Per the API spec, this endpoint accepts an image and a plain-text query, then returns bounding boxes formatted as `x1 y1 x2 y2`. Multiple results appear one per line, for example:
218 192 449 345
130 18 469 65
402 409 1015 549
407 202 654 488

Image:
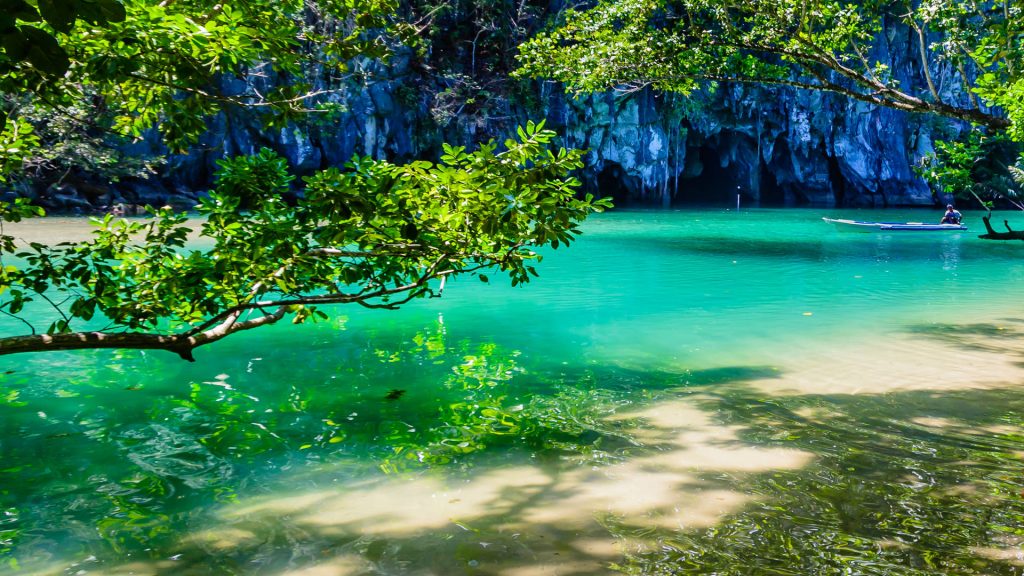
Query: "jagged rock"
27 13 972 212
43 192 94 213
120 179 174 208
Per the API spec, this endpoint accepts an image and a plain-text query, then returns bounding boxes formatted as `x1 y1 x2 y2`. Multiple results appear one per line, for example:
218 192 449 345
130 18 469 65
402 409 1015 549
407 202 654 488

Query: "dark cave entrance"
759 159 786 206
596 163 638 205
676 146 744 206
828 155 847 207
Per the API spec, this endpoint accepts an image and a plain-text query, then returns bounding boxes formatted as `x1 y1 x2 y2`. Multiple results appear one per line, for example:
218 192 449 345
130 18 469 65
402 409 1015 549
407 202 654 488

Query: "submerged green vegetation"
0 325 636 569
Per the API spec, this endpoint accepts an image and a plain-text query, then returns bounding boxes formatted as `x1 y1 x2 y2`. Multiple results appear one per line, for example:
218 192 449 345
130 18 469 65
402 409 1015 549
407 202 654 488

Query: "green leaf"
1 29 28 62
38 0 77 33
20 26 70 76
6 0 39 23
78 0 128 24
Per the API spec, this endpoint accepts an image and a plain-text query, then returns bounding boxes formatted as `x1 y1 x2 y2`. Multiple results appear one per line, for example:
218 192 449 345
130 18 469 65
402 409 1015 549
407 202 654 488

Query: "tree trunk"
978 213 1024 240
0 332 197 360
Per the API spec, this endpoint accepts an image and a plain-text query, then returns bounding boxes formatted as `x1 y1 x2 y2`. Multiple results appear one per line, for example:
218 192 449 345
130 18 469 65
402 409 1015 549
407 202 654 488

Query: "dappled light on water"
141 393 812 575
23 389 813 576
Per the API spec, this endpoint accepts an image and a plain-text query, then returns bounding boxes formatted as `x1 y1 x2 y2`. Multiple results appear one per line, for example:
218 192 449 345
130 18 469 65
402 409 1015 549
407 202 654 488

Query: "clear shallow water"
3 208 1024 574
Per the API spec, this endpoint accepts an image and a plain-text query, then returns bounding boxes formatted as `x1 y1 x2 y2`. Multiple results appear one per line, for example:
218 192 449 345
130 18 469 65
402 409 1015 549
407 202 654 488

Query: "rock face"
48 13 976 211
512 14 972 207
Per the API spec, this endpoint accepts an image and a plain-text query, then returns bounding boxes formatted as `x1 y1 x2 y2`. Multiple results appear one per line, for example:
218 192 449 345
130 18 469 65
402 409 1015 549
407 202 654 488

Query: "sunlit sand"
1 216 206 245
169 393 815 576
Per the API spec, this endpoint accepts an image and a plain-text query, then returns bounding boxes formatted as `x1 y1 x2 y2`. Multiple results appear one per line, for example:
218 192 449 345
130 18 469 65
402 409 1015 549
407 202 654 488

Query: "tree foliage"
516 0 1019 132
1 0 126 79
1 0 403 166
0 2 610 357
918 131 1019 202
0 121 608 358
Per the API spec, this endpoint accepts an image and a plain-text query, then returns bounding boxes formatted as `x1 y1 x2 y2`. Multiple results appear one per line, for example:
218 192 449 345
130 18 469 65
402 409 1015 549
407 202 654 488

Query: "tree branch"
688 36 1009 129
633 60 1009 130
907 17 940 102
125 73 338 111
0 254 478 359
0 304 290 361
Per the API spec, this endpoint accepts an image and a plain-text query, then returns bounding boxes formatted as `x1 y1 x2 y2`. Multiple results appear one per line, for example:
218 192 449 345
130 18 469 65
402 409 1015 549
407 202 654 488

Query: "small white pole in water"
736 193 740 212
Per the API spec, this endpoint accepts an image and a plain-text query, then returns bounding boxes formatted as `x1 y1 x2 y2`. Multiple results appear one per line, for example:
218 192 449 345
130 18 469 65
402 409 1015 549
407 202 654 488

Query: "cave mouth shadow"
596 162 639 207
673 146 747 207
670 142 795 208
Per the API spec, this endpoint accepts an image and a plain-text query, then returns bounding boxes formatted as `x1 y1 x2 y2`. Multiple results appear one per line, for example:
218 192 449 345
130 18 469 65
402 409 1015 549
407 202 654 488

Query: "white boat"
822 217 967 232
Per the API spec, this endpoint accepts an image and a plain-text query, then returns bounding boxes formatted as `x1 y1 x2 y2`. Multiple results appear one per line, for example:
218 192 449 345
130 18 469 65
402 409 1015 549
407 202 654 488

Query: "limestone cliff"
40 9 980 211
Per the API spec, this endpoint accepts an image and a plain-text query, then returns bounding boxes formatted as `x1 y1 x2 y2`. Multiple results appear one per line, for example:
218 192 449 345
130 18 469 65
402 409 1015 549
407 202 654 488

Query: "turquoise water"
3 208 1024 575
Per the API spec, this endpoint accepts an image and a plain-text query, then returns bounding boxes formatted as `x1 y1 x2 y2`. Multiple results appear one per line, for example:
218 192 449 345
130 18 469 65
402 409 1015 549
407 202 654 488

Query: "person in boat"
940 205 962 225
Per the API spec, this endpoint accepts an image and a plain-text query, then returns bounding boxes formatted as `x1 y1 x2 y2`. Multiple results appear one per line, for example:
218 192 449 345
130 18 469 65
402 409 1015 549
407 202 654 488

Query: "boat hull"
822 217 967 233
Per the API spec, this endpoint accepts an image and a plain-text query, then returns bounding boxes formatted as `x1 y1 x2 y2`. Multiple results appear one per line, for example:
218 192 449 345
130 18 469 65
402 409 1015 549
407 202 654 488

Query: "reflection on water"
3 209 1024 575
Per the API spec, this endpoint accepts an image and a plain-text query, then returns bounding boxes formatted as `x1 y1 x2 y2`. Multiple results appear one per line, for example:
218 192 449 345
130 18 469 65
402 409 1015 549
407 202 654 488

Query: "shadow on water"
42 381 1024 576
906 320 1024 363
612 230 978 266
4 322 1024 575
616 235 835 262
611 385 1024 576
